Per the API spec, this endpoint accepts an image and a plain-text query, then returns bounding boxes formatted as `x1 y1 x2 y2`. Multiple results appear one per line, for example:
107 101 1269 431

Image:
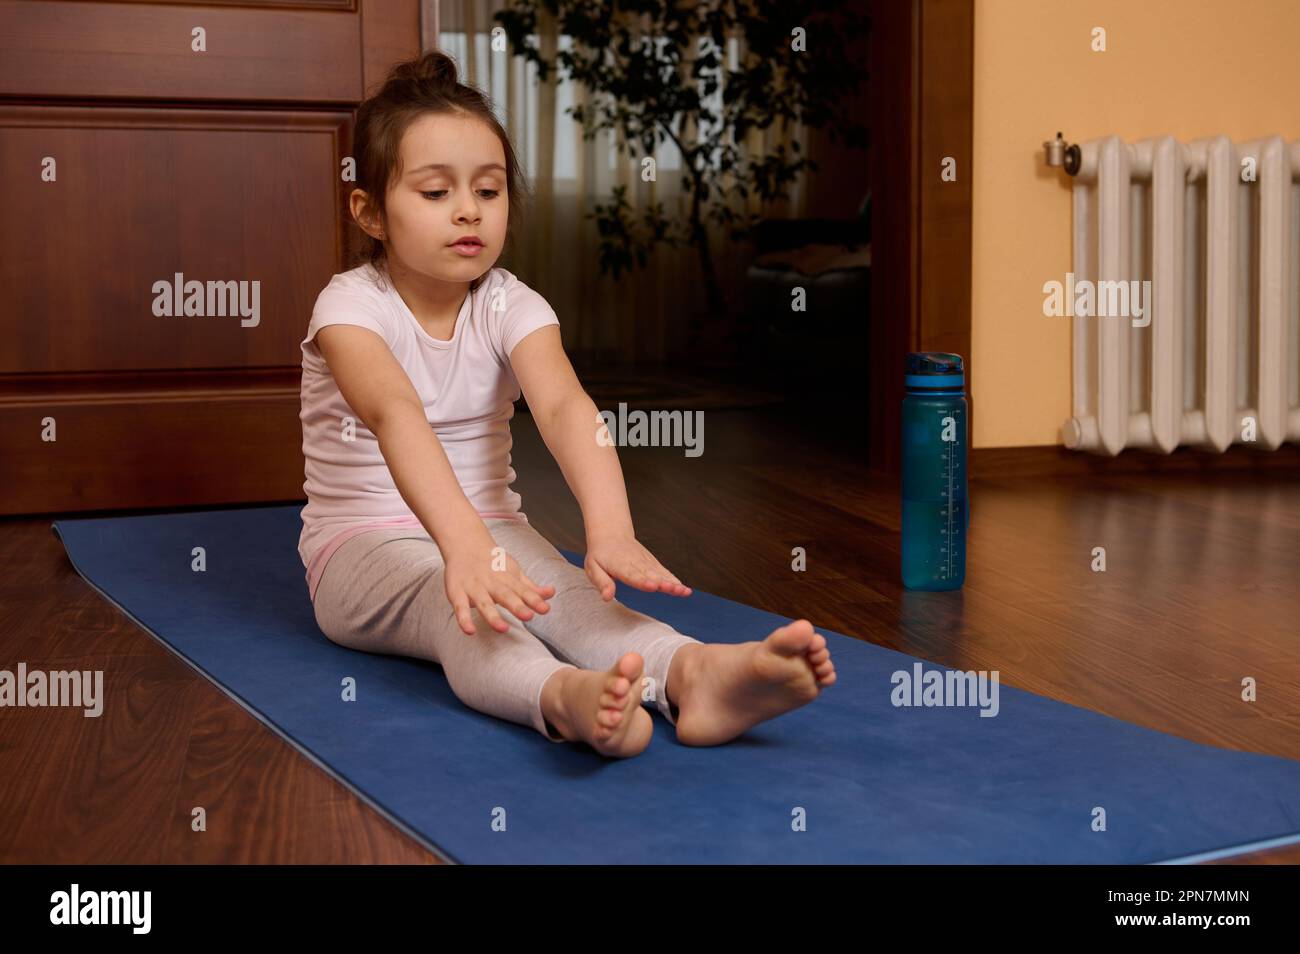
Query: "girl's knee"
313 598 346 645
315 611 364 651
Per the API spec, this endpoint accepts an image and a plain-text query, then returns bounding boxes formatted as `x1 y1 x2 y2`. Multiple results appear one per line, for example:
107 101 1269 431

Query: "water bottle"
901 352 967 590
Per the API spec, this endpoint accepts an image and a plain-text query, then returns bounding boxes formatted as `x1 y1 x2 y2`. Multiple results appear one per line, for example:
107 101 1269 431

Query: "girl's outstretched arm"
510 325 692 600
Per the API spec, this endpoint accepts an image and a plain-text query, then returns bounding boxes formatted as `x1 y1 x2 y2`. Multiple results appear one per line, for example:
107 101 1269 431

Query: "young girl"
299 50 836 758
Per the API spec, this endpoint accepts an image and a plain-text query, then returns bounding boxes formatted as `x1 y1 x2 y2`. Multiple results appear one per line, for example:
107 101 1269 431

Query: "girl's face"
376 111 508 282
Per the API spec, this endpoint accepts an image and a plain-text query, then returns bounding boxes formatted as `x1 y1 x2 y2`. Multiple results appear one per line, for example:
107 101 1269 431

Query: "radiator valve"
1043 132 1081 175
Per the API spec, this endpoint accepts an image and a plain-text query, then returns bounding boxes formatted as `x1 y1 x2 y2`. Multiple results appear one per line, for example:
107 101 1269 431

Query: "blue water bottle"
901 352 967 590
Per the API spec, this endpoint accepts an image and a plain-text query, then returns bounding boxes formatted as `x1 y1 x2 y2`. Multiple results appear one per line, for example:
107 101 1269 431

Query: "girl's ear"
349 189 385 241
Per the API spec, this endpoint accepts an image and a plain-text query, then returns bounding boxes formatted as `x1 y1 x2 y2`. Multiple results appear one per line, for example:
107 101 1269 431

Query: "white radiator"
1062 134 1300 454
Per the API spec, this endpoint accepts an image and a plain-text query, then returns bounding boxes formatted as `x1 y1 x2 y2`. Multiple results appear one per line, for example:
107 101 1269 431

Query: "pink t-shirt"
298 262 560 602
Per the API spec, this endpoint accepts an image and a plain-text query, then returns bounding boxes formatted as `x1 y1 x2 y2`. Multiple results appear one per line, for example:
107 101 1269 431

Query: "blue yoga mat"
52 504 1300 864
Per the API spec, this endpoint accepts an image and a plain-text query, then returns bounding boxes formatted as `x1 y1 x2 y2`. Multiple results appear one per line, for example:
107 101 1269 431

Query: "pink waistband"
306 511 529 603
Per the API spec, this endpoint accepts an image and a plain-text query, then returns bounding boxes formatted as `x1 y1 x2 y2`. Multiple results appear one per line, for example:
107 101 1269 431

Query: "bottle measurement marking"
936 410 959 580
945 434 955 578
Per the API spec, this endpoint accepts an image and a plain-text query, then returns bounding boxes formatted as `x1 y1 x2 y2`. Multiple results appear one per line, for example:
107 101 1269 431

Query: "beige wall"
971 0 1300 447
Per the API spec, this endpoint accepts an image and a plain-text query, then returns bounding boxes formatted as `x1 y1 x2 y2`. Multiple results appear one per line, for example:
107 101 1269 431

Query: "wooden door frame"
869 0 974 472
422 0 439 52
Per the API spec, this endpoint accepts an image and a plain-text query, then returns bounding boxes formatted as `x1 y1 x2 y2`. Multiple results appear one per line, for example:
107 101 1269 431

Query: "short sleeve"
493 271 560 362
303 282 394 352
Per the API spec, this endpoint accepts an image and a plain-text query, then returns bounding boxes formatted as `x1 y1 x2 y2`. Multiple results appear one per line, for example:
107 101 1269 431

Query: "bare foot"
668 620 836 746
540 652 653 758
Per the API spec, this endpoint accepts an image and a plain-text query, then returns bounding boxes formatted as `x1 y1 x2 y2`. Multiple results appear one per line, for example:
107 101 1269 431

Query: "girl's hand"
443 536 555 636
583 534 692 601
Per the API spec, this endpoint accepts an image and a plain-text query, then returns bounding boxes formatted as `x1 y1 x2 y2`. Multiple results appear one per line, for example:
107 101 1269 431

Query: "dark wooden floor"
3 397 1298 864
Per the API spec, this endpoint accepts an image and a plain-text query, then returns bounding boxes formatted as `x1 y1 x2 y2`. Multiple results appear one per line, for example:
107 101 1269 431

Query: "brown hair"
348 50 529 293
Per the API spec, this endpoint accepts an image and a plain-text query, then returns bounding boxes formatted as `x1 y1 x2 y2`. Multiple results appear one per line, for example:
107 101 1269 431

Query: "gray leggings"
312 518 702 742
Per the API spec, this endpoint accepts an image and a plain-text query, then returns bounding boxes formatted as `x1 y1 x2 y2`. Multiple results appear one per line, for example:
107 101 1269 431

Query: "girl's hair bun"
401 50 460 92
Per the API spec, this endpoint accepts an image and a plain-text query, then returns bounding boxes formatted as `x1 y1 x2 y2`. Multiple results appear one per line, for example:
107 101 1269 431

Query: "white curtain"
437 0 808 364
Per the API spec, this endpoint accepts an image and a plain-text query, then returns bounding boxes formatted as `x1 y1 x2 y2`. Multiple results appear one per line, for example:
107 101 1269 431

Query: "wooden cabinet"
0 0 428 513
